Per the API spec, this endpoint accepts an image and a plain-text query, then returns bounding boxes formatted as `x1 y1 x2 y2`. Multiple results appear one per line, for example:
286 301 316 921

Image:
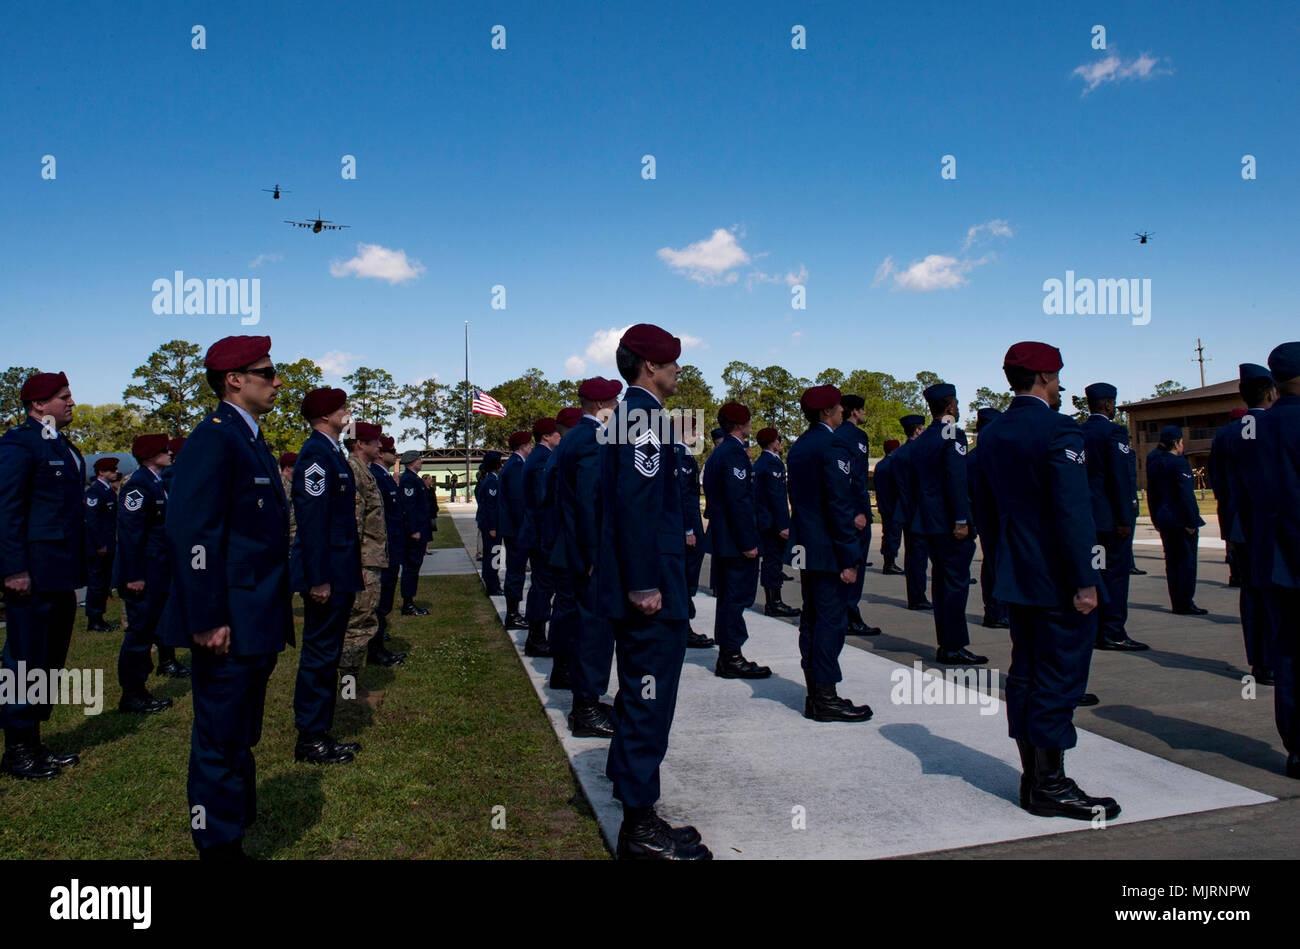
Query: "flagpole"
464 320 471 493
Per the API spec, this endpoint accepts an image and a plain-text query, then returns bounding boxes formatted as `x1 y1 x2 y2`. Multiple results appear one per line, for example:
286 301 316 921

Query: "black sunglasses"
239 366 278 381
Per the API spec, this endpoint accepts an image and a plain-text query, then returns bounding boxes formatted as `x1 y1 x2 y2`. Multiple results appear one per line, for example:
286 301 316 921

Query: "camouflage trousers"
343 566 381 667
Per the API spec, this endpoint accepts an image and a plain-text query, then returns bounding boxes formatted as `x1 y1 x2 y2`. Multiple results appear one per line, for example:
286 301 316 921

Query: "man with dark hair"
889 415 931 609
498 431 533 630
754 427 799 618
674 411 714 647
1215 363 1279 682
875 439 904 574
0 371 86 779
474 450 504 595
787 385 873 723
161 335 294 857
902 384 982 665
520 418 562 658
397 451 431 617
833 394 881 636
703 402 771 680
973 341 1117 821
1081 384 1147 651
84 457 120 632
289 387 362 765
969 408 1007 628
371 436 403 640
596 323 710 859
1148 424 1206 615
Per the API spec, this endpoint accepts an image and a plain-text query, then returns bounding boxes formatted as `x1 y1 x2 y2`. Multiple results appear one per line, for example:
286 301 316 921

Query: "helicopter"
284 212 350 234
261 184 291 199
1133 231 1154 244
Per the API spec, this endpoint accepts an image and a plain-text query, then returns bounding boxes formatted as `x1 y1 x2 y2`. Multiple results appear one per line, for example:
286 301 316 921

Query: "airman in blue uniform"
1147 425 1207 614
702 402 772 680
397 451 431 616
474 450 504 595
969 408 1008 628
84 456 120 632
521 417 561 658
498 431 532 629
542 409 585 690
1081 384 1147 651
1214 364 1279 683
753 427 800 619
786 384 873 724
833 395 881 636
889 415 931 609
674 412 714 648
972 341 1117 821
371 436 406 640
289 387 363 765
595 323 710 860
874 438 903 574
115 433 187 716
159 336 295 857
0 371 86 780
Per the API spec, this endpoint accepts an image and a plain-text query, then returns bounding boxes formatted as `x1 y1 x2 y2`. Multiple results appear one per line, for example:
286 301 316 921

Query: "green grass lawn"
428 514 463 549
0 570 606 860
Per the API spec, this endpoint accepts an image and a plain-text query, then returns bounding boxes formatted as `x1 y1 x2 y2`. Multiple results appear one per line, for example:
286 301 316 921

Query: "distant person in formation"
160 335 295 858
161 437 184 489
372 436 404 640
289 387 363 765
0 371 86 780
497 431 533 630
889 415 931 609
753 428 800 619
973 341 1118 822
397 451 431 616
596 323 711 859
674 411 714 647
703 427 725 593
555 377 622 737
344 422 403 672
1233 343 1300 778
702 402 772 680
278 452 298 544
874 438 903 574
904 384 982 665
474 451 504 595
425 472 440 533
1212 408 1250 589
1217 363 1279 685
1081 384 1147 651
542 408 583 689
115 433 188 717
449 472 459 504
968 408 1008 629
84 456 120 632
786 385 873 723
832 395 880 635
1147 425 1207 615
520 417 562 658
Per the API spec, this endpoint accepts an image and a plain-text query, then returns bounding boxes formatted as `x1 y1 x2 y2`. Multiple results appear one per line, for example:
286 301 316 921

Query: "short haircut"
1086 396 1111 413
759 432 780 449
1004 366 1038 392
802 406 822 424
1240 376 1276 408
926 396 952 418
615 344 644 385
206 368 228 398
903 420 925 437
720 416 744 434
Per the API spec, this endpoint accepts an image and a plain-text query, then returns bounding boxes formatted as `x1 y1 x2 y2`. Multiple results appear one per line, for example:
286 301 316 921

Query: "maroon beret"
620 323 681 363
1231 408 1248 420
532 417 557 437
800 384 842 410
379 435 395 452
756 427 780 445
508 431 531 448
353 421 382 441
578 376 623 401
1003 341 1063 373
719 402 751 425
20 371 69 402
167 437 185 455
301 387 347 420
279 452 298 468
93 457 119 473
204 335 272 371
883 438 901 452
556 407 583 429
132 433 170 461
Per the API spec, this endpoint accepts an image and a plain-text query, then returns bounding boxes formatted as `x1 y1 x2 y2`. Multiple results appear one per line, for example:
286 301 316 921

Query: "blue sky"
4 0 1298 444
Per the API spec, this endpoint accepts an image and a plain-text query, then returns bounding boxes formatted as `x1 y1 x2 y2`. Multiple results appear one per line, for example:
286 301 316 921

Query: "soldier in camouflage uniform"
279 452 298 546
342 423 399 672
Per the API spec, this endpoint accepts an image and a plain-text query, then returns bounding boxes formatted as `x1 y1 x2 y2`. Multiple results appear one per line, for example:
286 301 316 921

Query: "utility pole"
1193 338 1208 388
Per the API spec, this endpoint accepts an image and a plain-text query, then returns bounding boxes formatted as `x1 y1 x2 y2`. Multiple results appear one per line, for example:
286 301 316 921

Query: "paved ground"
453 512 1297 859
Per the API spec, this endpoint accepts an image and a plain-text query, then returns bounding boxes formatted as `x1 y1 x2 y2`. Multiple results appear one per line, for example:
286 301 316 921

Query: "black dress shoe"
1286 753 1300 779
804 683 873 723
968 578 978 585
686 629 715 648
715 651 772 679
548 661 573 691
367 646 406 666
935 647 988 665
982 615 1010 629
653 812 702 845
1 743 60 780
1027 748 1120 821
119 693 173 714
294 738 355 764
908 600 933 611
765 599 801 618
39 745 80 769
1252 666 1275 686
87 620 120 632
157 658 191 678
1077 693 1099 707
1130 565 1147 575
1095 635 1149 651
325 734 361 753
503 611 529 630
616 813 712 860
847 614 881 636
524 637 552 658
400 603 430 616
1172 605 1209 616
882 560 905 575
568 702 615 738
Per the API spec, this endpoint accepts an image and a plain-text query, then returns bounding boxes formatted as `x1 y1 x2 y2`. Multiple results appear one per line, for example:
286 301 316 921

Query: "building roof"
1120 379 1238 410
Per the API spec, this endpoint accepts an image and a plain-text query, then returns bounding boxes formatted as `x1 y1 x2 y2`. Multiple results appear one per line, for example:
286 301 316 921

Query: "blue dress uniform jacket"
497 453 527 540
903 420 971 534
290 430 362 593
752 451 791 534
0 417 87 591
1208 421 1238 542
398 468 432 547
832 419 873 533
84 478 117 553
113 468 170 593
1149 450 1205 533
675 442 706 614
1080 415 1136 533
370 462 406 565
475 470 501 537
785 423 858 573
703 436 760 558
875 453 898 527
518 443 553 553
551 420 602 575
522 443 559 630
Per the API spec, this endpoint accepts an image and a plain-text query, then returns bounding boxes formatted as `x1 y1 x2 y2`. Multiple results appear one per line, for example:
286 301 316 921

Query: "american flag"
471 389 507 418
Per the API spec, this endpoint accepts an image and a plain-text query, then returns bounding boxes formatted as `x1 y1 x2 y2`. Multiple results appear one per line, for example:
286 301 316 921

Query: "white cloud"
329 243 426 285
249 252 282 269
876 220 1010 292
564 355 587 376
565 326 705 376
962 219 1013 251
657 228 751 285
784 264 808 286
316 350 360 375
1072 52 1168 94
873 257 896 286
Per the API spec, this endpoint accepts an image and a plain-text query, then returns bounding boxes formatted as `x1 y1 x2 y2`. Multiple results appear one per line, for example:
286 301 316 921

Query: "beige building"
1121 380 1243 490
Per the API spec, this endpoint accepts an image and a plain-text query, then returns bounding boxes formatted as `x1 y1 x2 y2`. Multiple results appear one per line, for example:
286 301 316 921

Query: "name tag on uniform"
254 477 270 485
339 473 349 480
48 459 64 466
